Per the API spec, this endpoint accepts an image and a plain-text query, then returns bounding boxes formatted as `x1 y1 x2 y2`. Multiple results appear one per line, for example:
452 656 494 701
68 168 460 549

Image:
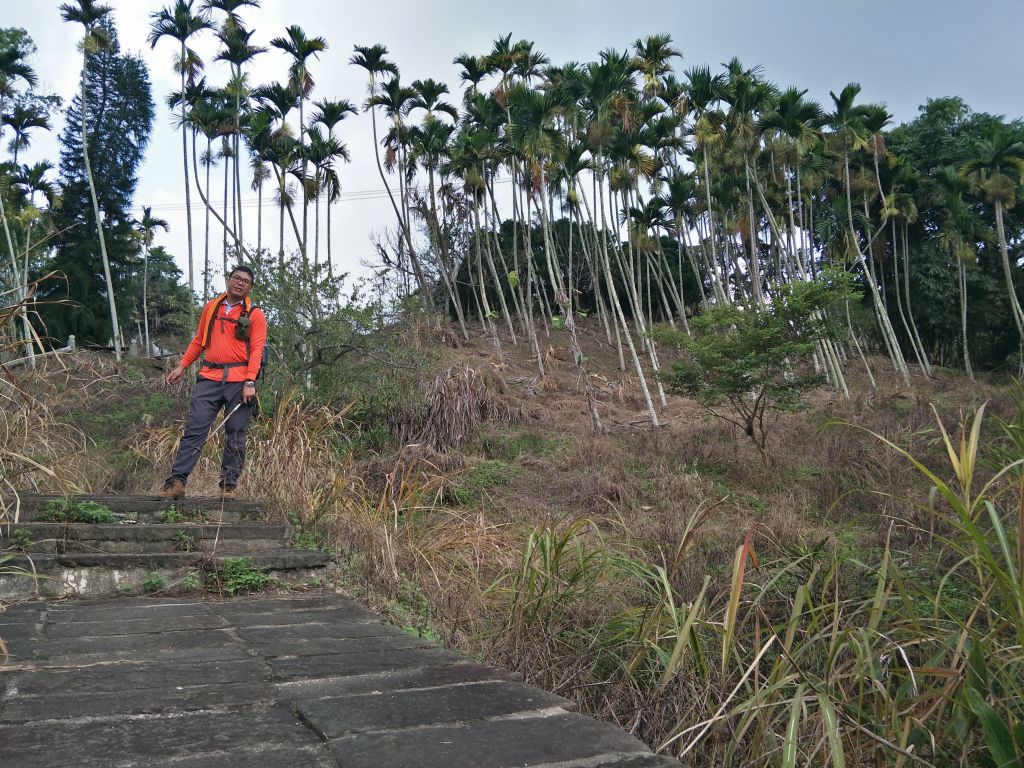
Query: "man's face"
226 271 253 300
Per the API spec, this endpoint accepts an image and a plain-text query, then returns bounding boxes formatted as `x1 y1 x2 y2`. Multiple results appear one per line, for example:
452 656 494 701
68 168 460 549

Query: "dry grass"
394 363 521 451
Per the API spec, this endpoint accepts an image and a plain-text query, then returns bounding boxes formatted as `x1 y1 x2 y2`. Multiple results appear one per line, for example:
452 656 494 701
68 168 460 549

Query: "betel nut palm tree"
148 0 212 304
310 98 356 277
271 24 326 268
135 206 169 357
962 124 1024 348
0 44 38 299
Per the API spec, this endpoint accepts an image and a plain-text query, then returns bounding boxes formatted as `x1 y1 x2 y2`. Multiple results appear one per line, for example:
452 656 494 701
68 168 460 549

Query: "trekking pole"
178 401 247 467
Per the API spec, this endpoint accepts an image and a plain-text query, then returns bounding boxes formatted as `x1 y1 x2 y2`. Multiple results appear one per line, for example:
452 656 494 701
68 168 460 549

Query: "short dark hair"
229 265 254 283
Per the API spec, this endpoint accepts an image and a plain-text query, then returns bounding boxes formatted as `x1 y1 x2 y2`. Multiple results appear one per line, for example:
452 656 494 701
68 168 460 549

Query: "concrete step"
1 522 292 554
4 494 264 524
0 549 331 599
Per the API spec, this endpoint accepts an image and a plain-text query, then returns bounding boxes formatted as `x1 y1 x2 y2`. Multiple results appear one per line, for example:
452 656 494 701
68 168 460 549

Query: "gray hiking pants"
168 379 253 487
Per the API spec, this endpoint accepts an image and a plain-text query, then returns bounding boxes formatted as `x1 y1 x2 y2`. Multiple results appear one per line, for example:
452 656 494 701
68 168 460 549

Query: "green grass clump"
162 505 183 524
7 529 33 550
218 557 272 595
172 530 196 552
42 499 115 524
479 432 568 461
292 531 321 550
142 572 166 592
446 460 519 506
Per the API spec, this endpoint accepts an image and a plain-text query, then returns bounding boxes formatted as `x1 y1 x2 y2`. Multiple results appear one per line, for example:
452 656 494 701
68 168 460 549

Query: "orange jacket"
181 294 267 383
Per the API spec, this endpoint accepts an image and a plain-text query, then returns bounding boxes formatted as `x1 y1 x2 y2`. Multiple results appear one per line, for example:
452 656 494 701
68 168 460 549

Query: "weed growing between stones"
142 572 165 592
161 505 182 524
291 531 321 551
216 557 272 595
8 529 32 550
172 531 196 552
41 499 115 523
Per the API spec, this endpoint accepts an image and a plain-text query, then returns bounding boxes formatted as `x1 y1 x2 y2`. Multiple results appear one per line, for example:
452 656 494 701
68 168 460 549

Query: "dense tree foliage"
39 17 154 346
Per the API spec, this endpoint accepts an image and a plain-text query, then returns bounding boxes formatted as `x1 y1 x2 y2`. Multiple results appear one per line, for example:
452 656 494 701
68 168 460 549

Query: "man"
158 265 267 500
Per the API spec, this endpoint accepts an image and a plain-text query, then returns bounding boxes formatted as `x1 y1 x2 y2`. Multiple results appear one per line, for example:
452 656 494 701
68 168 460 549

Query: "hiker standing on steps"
158 265 267 501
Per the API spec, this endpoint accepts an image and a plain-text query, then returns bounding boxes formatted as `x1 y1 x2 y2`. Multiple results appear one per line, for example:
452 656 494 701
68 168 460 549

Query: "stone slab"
274 661 521 699
0 704 317 765
244 632 437 659
233 620 405 643
298 680 572 737
269 646 461 680
151 746 334 768
29 627 248 663
326 712 651 768
43 612 230 638
2 681 275 722
220 605 381 627
3 657 267 697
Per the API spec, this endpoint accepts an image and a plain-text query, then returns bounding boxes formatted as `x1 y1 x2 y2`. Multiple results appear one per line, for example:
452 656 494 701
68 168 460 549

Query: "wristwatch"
244 380 256 387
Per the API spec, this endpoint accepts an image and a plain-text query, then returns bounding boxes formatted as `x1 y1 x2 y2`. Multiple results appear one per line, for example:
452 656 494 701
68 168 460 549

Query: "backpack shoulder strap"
198 294 228 349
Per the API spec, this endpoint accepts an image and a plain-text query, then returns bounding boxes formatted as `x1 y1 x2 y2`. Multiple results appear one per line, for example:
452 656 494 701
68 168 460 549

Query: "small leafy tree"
656 273 850 466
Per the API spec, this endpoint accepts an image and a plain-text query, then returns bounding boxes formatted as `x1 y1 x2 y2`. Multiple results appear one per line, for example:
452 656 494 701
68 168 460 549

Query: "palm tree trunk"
314 184 321 273
886 217 925 374
179 49 195 307
81 54 122 360
143 241 150 357
278 169 286 271
325 178 332 278
222 143 229 275
234 65 244 252
956 256 973 380
472 201 502 361
256 177 263 256
995 200 1024 340
366 95 427 303
203 140 211 299
537 172 604 434
844 150 909 384
596 164 659 426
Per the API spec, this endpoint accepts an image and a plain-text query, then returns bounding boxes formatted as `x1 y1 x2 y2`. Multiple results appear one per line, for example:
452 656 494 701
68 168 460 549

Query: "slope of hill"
2 323 1018 766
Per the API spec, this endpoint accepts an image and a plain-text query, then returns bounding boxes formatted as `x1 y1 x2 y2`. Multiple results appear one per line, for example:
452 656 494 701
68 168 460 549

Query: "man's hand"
166 365 186 386
243 381 256 404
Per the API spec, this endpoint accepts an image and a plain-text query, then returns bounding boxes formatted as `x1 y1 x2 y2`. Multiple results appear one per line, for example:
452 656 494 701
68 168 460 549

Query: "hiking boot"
219 484 237 501
157 479 186 500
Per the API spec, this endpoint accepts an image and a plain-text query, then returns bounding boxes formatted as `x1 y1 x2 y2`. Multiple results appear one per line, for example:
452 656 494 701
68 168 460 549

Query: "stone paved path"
0 594 676 767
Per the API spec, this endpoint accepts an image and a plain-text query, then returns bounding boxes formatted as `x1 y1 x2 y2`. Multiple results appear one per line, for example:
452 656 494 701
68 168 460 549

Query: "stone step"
1 522 292 554
0 549 330 599
4 494 263 524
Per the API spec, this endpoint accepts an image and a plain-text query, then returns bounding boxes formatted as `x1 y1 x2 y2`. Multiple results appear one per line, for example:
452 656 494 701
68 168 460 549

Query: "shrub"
656 272 849 467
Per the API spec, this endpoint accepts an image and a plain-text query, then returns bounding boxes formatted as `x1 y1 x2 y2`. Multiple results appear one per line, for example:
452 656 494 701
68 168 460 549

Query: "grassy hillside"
2 324 1021 766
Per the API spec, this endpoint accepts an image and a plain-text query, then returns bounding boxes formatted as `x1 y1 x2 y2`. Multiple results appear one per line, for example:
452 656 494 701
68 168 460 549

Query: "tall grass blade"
722 525 754 675
965 687 1022 768
817 693 847 768
783 684 806 768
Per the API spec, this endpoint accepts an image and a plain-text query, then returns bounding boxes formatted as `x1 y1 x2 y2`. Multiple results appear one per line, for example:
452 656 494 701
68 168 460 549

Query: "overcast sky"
6 0 1023 291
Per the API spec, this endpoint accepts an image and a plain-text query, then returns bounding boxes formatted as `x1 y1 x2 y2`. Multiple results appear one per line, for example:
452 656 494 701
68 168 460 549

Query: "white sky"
5 0 1023 290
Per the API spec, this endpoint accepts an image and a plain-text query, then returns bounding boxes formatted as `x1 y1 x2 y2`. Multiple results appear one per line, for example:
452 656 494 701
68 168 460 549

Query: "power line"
129 178 513 212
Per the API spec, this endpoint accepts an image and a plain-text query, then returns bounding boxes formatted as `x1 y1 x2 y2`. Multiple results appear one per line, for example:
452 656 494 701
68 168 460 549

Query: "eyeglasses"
229 275 252 285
